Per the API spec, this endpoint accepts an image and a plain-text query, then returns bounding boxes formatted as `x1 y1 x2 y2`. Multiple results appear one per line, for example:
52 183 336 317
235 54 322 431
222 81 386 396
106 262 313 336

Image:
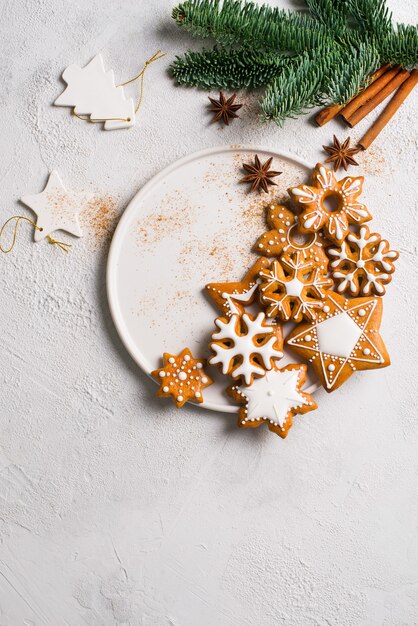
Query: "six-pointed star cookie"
205 257 270 317
21 171 94 242
228 363 317 438
286 292 390 392
151 348 213 408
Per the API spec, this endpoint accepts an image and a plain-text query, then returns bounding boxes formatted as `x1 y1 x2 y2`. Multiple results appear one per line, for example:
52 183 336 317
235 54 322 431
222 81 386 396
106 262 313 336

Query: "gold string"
0 216 71 254
72 49 166 124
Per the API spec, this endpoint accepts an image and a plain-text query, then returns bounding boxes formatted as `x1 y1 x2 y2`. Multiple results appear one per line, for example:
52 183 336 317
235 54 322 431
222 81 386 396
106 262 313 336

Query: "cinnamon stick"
358 69 418 150
315 104 343 127
340 64 397 122
347 69 410 127
315 64 390 126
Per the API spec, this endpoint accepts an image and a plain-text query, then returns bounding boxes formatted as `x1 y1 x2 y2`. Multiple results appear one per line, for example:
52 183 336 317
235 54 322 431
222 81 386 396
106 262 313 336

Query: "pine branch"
379 25 418 69
324 42 380 104
172 0 334 53
170 47 290 89
346 0 393 37
305 0 348 33
260 49 333 125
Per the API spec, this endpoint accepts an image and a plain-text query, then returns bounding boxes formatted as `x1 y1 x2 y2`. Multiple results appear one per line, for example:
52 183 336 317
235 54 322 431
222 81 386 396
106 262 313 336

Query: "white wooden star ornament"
21 171 93 242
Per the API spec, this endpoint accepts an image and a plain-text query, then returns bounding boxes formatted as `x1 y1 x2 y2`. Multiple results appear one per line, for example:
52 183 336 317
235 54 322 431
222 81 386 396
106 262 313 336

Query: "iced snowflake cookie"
288 163 372 245
205 257 270 318
259 252 333 322
328 225 399 296
286 292 390 392
228 364 317 438
255 204 329 268
209 312 283 385
151 348 213 408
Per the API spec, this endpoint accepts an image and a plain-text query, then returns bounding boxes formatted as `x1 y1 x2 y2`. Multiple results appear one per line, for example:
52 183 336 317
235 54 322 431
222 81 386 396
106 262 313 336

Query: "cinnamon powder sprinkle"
81 195 119 249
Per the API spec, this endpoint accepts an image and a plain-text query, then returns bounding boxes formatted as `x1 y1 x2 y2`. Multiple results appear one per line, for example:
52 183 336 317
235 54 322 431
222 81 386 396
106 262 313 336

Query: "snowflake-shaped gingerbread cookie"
288 163 372 244
228 363 317 438
151 348 213 408
328 225 399 296
259 252 333 322
209 312 283 385
255 204 329 268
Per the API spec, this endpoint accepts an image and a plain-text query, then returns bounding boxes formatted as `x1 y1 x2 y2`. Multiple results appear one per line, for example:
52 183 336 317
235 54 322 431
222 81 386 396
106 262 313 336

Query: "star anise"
240 155 282 193
323 135 361 172
208 91 243 125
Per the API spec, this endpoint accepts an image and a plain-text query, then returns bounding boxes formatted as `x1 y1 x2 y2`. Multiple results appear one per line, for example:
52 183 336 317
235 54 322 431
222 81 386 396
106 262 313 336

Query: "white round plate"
107 145 319 413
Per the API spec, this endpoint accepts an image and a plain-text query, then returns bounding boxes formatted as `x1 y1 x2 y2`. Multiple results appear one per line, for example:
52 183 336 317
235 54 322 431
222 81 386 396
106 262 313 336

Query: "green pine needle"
171 47 290 89
324 42 380 104
172 0 334 52
171 0 418 125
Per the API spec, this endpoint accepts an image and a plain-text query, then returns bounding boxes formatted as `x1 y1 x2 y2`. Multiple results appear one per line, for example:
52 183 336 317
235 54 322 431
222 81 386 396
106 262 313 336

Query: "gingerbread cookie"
328 225 399 296
288 163 372 245
151 348 213 408
259 252 333 322
286 292 390 392
255 204 329 268
205 257 270 317
209 312 283 385
228 363 317 438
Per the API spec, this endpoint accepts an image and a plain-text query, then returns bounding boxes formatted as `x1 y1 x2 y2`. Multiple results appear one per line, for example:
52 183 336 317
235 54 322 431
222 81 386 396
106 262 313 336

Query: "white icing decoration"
358 309 366 317
168 357 175 364
222 282 259 316
241 367 309 428
177 396 183 402
259 252 332 321
184 354 191 362
209 312 283 385
316 313 363 358
159 371 165 378
163 386 169 392
287 294 385 390
178 372 187 381
328 226 397 295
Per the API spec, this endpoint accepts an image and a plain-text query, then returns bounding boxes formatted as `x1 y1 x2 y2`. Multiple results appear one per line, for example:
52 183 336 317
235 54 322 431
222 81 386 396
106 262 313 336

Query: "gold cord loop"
73 50 166 124
0 216 71 254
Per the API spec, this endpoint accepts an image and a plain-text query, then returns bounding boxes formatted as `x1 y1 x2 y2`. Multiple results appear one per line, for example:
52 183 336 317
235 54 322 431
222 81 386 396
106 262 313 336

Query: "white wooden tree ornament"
55 54 135 130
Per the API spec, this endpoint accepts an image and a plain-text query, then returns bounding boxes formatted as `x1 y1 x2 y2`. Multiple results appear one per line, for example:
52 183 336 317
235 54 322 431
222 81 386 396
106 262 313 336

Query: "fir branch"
260 50 333 125
379 24 418 69
346 0 393 37
324 42 380 104
170 47 290 89
172 0 334 53
305 0 348 33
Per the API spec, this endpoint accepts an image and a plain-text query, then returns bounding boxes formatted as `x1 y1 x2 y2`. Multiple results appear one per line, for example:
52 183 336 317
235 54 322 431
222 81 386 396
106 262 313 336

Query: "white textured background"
1 0 417 624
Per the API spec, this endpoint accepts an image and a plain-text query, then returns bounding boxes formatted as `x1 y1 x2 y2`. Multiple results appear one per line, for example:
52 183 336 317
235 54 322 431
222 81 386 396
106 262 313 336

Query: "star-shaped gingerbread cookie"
286 292 390 392
151 348 213 408
21 171 94 242
228 363 317 438
205 257 270 317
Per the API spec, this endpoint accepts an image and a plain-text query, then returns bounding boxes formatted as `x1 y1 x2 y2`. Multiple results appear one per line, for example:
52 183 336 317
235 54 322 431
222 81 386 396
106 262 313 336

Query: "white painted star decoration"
21 171 94 242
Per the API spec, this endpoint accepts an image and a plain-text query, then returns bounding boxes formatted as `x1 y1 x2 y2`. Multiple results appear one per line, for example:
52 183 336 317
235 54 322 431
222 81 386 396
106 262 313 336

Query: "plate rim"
106 144 314 413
